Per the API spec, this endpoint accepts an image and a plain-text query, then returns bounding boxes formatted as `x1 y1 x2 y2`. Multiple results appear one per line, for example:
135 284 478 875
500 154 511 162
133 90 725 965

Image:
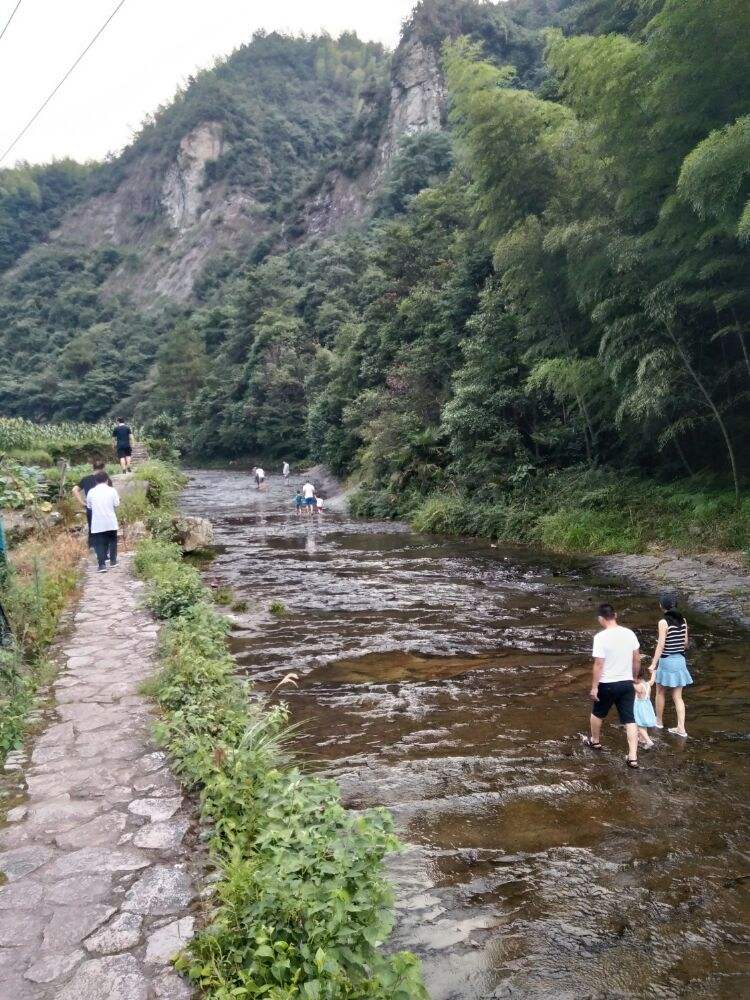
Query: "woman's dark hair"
659 592 685 626
94 470 109 485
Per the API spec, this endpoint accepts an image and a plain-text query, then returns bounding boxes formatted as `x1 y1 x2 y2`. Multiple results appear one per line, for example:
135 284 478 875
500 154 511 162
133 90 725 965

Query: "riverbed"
181 469 750 1000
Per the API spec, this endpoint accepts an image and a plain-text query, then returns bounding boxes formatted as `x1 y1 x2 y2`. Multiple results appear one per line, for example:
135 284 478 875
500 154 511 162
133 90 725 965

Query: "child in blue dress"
634 664 658 750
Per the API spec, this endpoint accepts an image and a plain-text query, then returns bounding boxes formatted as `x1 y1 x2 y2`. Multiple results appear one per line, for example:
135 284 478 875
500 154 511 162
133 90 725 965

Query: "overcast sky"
0 0 418 168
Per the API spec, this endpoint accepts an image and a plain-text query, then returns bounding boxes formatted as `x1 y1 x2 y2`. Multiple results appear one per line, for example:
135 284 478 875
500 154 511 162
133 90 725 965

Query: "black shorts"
117 446 132 458
592 680 635 725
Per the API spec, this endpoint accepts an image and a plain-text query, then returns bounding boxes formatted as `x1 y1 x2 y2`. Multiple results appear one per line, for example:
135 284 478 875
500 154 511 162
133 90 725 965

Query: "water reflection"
181 470 750 999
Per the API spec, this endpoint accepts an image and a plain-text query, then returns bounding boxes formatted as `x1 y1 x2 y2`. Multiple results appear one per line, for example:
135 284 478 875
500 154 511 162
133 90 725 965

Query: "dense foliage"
1 1 748 549
134 536 428 998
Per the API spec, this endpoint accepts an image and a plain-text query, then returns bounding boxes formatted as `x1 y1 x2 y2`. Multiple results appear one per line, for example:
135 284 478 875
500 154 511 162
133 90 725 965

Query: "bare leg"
120 456 127 472
589 714 603 744
655 684 666 726
624 722 639 762
671 687 687 733
638 726 648 745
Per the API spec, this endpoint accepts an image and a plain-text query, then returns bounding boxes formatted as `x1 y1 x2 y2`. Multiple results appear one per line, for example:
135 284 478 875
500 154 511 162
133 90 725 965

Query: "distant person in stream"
282 461 290 480
72 458 107 548
293 489 305 516
649 594 692 738
585 603 641 769
112 419 134 473
302 480 316 515
255 467 266 489
86 471 120 572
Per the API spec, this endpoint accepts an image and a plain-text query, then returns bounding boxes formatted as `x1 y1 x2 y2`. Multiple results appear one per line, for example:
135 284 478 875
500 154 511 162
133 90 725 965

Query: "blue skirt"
634 696 657 727
656 654 693 688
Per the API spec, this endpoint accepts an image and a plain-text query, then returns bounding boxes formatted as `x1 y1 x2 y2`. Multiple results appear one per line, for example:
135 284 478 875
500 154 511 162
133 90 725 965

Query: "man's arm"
72 485 86 508
590 657 604 700
632 648 641 681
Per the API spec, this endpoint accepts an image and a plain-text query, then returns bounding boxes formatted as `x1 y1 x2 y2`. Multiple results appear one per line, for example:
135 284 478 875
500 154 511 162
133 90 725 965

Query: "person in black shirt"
112 418 134 472
72 458 107 548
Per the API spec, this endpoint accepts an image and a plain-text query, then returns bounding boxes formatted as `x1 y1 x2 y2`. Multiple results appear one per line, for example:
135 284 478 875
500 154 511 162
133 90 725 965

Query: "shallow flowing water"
181 470 750 999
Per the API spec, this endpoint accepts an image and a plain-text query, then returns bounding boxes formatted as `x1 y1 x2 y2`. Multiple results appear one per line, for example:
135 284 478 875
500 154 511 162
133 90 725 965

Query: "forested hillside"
2 0 749 551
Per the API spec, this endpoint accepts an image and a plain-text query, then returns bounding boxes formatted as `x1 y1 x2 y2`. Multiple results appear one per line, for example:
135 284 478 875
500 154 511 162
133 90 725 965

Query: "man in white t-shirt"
255 467 265 490
302 481 316 515
585 602 641 768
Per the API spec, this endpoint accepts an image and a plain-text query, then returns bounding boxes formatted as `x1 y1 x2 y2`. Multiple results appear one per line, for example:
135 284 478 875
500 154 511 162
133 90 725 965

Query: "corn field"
0 418 112 452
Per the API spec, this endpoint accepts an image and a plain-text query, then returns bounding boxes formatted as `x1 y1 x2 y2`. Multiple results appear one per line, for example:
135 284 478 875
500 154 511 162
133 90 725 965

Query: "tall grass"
0 532 84 757
392 467 750 555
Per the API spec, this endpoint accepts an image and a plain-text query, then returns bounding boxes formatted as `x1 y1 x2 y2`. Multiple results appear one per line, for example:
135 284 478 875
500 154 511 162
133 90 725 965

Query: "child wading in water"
634 665 658 749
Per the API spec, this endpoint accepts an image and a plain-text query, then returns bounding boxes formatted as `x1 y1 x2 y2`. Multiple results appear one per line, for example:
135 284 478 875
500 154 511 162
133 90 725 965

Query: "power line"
0 0 23 45
0 0 128 166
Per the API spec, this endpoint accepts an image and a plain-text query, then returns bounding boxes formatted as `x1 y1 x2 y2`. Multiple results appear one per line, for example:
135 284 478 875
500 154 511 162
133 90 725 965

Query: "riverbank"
346 466 750 628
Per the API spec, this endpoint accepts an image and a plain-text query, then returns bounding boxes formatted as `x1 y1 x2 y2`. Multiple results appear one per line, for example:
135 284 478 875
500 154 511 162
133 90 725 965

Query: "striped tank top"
663 621 687 655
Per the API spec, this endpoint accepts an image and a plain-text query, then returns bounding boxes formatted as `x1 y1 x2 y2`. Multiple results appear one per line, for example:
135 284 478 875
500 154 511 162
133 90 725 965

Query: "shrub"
133 538 182 577
145 563 206 619
134 460 186 509
118 492 151 526
6 449 54 467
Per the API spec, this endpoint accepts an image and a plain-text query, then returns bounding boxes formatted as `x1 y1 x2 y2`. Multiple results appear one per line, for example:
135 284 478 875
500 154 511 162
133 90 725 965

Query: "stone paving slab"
0 555 198 999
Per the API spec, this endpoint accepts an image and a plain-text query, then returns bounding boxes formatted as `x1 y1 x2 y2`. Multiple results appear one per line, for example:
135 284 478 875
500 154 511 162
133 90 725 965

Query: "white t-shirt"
302 482 315 499
256 468 265 479
87 483 120 534
592 625 639 683
282 463 290 476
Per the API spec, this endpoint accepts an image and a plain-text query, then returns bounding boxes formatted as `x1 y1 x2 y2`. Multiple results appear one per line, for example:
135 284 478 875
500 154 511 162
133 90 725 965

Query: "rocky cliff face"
304 37 446 236
45 34 446 304
48 120 265 306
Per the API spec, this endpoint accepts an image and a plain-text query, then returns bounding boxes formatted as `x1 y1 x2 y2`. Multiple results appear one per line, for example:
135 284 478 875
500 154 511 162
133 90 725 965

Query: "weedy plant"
134 538 428 999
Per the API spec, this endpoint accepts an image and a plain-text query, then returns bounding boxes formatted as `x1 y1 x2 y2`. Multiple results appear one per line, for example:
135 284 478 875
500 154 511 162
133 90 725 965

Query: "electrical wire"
0 0 23 45
0 0 128 166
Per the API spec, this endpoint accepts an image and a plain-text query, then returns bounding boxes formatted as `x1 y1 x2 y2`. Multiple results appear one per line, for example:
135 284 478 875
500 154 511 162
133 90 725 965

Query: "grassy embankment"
132 468 428 999
0 418 178 761
0 418 117 759
350 466 750 559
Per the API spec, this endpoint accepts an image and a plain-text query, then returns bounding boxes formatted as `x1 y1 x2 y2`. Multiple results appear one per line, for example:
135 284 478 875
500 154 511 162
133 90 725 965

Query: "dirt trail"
0 554 198 1000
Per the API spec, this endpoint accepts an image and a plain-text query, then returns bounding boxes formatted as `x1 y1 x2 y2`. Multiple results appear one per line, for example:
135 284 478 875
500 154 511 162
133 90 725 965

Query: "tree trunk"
666 325 740 507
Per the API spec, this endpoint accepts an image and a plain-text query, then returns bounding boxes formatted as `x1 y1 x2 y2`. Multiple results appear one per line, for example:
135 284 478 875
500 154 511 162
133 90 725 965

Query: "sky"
0 0 418 168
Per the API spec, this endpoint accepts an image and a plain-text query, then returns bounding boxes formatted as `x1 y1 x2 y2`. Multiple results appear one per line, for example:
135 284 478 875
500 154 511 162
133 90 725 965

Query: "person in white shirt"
255 467 265 490
282 461 290 479
86 472 120 572
585 602 641 768
302 481 316 515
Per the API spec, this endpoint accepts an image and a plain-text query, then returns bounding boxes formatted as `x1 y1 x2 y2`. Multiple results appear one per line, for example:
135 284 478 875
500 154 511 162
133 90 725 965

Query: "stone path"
0 554 198 999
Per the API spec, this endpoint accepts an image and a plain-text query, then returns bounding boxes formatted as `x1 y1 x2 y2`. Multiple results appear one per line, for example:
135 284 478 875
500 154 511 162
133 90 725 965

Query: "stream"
181 469 750 1000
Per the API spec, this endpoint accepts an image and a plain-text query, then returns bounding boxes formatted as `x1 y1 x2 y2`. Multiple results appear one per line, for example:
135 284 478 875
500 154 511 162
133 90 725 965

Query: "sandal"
668 727 688 738
583 737 603 750
626 758 640 769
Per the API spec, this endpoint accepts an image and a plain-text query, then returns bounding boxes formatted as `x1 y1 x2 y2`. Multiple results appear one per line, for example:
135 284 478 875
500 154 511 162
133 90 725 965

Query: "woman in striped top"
648 593 692 737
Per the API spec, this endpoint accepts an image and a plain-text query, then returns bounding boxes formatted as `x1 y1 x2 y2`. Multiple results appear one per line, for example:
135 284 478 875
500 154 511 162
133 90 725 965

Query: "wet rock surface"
595 550 750 629
182 469 750 1000
0 555 197 998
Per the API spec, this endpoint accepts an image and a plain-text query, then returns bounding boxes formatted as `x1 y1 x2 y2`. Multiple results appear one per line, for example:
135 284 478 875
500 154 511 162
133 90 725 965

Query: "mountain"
3 0 748 532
